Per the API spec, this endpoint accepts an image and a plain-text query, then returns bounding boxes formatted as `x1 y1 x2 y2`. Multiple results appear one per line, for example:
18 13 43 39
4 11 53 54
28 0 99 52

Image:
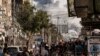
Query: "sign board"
67 0 89 17
75 8 88 17
74 0 88 18
74 0 88 6
88 36 100 56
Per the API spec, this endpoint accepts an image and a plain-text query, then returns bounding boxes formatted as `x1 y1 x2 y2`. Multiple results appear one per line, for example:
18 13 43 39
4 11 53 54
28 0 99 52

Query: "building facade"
0 0 12 45
0 0 32 46
67 0 100 36
0 0 12 29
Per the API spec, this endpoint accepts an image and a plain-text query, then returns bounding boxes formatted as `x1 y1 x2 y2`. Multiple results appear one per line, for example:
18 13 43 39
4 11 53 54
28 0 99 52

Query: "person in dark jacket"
21 47 30 56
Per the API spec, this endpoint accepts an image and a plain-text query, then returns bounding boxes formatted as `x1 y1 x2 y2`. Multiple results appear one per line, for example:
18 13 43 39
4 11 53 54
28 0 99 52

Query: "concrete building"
12 0 32 23
67 0 100 36
0 0 12 45
0 0 32 46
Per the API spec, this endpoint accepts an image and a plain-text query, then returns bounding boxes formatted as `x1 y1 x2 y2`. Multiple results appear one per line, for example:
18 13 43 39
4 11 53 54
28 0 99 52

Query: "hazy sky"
32 0 82 38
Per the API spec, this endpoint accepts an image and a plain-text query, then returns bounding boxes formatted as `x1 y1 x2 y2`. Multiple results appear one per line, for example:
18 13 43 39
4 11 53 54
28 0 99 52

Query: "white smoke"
33 0 82 38
93 29 100 34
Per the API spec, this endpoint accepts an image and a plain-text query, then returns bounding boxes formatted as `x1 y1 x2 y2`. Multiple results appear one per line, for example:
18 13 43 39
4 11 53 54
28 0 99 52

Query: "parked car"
7 46 23 56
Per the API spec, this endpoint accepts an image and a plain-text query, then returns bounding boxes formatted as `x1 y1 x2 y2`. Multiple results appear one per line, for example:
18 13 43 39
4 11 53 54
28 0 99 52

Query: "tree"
16 1 49 32
34 10 49 29
34 10 49 41
16 1 50 49
16 1 36 32
48 24 62 43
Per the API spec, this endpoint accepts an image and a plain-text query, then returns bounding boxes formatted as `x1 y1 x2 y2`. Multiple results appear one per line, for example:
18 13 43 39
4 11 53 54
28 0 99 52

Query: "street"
0 0 100 56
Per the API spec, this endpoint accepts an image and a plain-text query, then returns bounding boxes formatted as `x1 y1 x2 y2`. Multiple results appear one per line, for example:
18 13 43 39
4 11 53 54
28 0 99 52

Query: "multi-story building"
0 0 12 28
0 0 12 45
0 0 32 46
67 0 100 36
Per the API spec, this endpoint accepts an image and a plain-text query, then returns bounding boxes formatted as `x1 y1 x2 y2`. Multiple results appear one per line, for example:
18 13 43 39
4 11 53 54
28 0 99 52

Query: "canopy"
93 29 100 34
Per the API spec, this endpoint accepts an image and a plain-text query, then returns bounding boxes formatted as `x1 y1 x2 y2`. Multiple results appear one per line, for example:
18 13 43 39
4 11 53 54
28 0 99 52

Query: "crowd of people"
3 39 87 56
49 40 87 56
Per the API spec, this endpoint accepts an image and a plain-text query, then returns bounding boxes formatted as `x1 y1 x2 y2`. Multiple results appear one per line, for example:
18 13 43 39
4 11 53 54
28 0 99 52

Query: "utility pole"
48 28 51 48
57 17 59 33
64 19 68 33
12 0 16 46
57 17 60 44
